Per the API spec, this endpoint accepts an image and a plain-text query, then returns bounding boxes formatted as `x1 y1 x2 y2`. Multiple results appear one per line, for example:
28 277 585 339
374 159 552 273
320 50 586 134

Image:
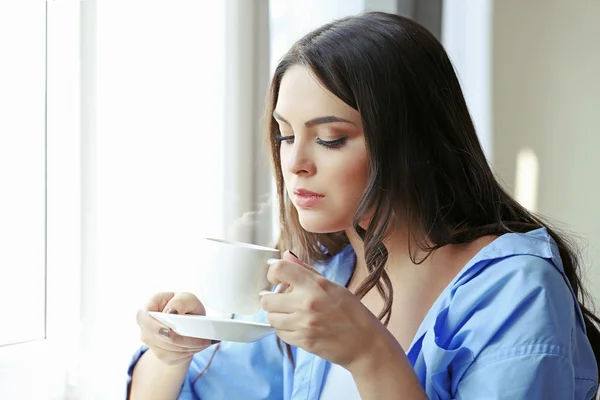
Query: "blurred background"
0 0 598 398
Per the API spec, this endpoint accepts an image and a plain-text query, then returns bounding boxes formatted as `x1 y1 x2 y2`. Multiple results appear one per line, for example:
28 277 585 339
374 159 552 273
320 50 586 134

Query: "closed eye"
316 137 347 149
275 133 294 144
275 133 348 149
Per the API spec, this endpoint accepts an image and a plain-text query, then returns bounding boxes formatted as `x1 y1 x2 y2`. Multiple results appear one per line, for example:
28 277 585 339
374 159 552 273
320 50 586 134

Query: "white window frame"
0 1 81 398
441 0 493 161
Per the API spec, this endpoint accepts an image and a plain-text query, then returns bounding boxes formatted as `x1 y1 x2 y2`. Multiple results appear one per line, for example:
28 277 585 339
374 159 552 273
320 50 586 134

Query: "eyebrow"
272 111 355 127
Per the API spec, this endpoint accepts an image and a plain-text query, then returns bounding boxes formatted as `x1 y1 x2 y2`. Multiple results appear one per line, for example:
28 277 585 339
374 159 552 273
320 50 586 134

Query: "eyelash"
275 134 348 149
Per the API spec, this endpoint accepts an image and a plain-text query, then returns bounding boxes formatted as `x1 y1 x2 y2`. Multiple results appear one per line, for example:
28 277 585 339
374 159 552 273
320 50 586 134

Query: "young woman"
128 12 599 399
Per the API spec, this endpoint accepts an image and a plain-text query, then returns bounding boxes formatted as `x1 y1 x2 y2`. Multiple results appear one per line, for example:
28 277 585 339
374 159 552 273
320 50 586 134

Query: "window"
77 1 227 397
0 1 79 398
269 0 364 72
0 0 46 350
1 1 227 398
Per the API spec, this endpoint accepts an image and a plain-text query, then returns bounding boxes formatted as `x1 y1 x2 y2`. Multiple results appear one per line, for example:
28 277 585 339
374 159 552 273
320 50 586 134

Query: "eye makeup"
315 137 347 149
275 133 348 149
275 133 294 144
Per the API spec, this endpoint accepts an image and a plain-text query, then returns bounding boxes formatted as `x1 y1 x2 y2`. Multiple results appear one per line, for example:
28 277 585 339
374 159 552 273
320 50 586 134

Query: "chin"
297 210 350 233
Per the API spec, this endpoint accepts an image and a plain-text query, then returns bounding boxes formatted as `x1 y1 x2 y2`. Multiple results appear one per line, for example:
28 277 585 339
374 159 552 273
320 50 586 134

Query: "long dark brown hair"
197 11 600 385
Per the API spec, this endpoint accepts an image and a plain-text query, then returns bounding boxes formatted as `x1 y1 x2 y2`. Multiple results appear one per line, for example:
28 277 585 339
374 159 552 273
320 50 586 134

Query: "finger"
274 329 302 348
140 319 212 352
142 323 211 351
162 292 206 315
282 251 319 274
164 328 214 349
261 259 289 295
260 292 301 313
155 328 213 350
137 309 211 349
145 292 176 313
145 333 206 353
258 281 289 297
267 259 314 287
266 312 296 332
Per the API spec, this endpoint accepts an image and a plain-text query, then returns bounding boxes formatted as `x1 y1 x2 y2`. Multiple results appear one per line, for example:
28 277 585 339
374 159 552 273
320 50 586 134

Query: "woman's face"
274 65 369 233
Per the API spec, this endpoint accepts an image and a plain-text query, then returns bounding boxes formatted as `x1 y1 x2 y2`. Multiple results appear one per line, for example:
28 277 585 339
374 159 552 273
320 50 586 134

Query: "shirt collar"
321 227 561 286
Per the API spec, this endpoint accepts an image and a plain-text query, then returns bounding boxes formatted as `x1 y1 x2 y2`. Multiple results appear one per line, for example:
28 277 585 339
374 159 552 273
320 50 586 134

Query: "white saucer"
149 312 276 343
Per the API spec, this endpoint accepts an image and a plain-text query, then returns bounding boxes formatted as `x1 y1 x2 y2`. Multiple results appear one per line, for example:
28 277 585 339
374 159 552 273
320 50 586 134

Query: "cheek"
278 146 285 168
279 148 291 180
279 152 297 200
337 153 368 197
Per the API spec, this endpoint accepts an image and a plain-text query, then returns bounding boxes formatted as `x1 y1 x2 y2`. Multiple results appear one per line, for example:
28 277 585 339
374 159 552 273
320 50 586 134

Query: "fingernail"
158 327 170 337
289 250 298 259
165 308 178 314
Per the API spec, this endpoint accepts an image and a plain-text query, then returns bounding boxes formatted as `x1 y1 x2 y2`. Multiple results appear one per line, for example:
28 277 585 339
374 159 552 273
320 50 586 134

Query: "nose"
284 140 316 177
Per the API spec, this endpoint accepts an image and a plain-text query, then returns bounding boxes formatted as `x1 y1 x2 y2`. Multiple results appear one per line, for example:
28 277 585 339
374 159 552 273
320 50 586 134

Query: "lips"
293 188 324 208
295 188 324 197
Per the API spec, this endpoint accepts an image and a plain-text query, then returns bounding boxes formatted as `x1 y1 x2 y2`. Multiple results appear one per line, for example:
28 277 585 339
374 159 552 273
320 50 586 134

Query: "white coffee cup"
198 238 281 315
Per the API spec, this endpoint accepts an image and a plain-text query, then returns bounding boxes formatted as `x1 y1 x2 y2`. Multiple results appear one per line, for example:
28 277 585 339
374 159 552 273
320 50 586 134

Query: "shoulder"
418 230 598 397
446 254 599 399
421 229 581 365
444 230 580 354
453 252 574 322
450 252 576 349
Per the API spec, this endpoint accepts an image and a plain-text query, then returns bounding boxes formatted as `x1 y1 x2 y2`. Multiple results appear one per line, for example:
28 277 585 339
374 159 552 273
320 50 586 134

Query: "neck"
345 228 425 280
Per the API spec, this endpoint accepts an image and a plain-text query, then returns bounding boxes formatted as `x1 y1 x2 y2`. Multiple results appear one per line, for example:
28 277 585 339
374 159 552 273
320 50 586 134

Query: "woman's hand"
136 292 213 366
261 251 388 369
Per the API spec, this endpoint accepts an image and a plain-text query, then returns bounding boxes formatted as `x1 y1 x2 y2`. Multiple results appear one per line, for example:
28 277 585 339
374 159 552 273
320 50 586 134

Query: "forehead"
275 65 359 123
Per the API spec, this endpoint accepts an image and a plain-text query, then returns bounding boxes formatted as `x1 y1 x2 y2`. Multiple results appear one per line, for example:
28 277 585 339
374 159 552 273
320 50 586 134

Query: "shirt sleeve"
126 345 149 399
455 350 584 400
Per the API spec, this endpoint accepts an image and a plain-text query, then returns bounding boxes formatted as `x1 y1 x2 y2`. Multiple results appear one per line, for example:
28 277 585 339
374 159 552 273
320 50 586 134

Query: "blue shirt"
127 228 598 399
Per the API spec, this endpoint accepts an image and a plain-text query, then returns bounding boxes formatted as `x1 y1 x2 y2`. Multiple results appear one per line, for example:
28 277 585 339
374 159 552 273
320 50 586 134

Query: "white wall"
492 0 600 303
